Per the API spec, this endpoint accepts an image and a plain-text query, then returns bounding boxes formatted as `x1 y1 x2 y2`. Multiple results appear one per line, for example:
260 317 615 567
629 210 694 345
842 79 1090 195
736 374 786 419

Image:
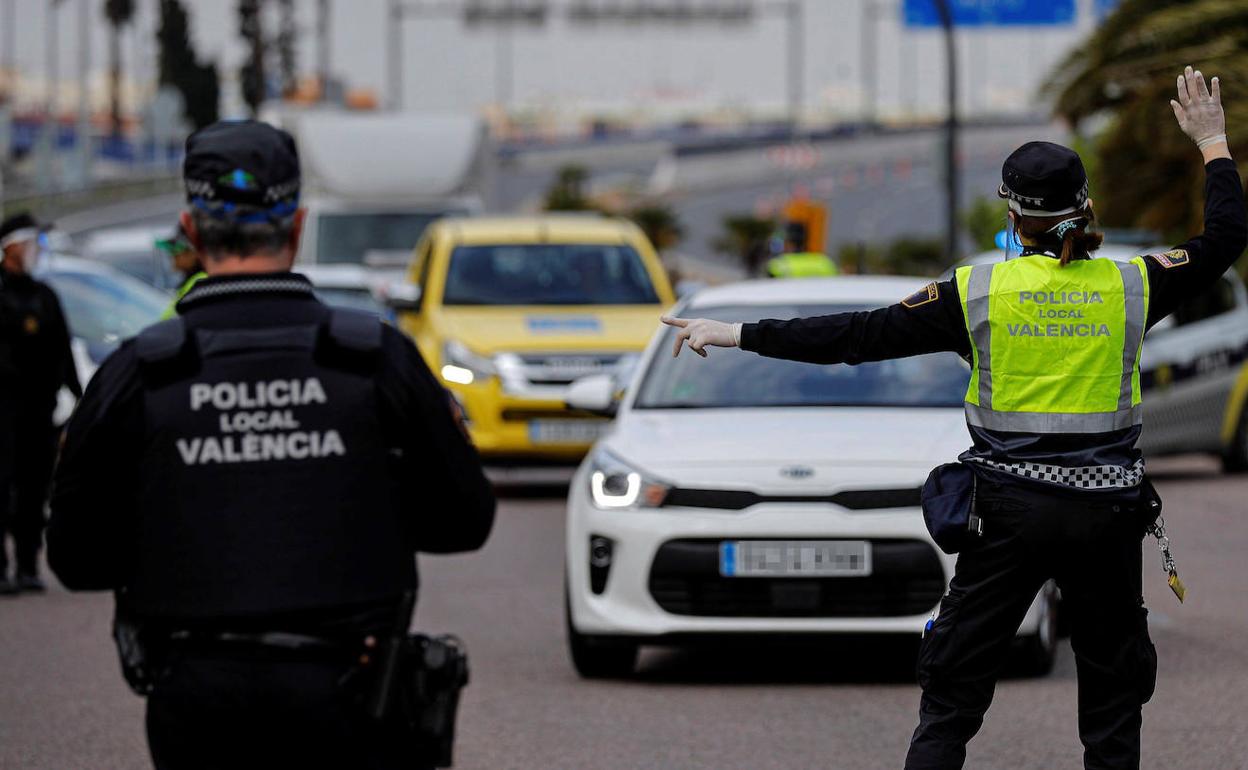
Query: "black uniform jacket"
0 270 82 415
739 158 1247 481
47 272 496 633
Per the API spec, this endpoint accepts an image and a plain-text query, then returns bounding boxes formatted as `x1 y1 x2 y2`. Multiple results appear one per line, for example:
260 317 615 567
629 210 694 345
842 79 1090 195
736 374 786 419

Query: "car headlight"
588 448 670 510
441 340 496 386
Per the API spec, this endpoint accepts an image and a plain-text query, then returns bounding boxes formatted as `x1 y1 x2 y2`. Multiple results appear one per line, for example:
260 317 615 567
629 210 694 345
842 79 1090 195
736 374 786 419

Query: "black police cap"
183 120 301 216
998 141 1089 217
0 212 41 244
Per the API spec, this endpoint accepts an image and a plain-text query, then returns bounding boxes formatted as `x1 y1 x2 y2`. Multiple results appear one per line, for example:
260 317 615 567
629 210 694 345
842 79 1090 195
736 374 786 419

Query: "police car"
948 246 1248 470
562 277 1059 678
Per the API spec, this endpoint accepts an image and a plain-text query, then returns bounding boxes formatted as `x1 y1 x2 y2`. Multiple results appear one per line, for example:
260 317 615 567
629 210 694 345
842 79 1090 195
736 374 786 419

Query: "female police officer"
662 66 1245 770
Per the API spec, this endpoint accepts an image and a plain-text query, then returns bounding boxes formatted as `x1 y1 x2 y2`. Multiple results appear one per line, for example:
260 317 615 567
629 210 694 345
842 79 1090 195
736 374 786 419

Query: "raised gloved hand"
661 316 740 358
1171 65 1226 150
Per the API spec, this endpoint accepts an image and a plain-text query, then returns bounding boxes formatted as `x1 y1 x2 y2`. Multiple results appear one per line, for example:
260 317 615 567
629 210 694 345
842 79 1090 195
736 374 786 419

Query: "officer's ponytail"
1015 205 1104 267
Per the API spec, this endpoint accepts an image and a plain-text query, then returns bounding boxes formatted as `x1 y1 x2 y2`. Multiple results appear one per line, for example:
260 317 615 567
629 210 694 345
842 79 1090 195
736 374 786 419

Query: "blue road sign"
903 0 1077 27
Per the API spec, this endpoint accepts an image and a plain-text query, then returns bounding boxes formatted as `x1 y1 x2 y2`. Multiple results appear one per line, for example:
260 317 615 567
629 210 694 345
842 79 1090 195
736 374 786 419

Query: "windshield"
316 212 448 265
89 248 179 291
313 287 385 315
442 243 660 306
634 304 969 409
44 267 167 355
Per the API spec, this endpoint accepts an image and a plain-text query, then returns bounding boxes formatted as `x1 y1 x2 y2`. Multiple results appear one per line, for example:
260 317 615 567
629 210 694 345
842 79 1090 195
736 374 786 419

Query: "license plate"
528 419 608 444
719 540 872 578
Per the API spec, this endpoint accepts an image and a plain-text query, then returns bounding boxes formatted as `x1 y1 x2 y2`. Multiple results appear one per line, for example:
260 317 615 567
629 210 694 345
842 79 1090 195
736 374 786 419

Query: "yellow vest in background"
767 252 839 278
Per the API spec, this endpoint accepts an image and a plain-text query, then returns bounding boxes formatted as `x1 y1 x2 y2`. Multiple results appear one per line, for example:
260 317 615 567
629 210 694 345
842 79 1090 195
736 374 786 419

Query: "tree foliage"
627 203 683 251
1044 0 1248 240
713 214 774 276
104 0 135 138
238 0 266 116
961 196 1008 252
544 165 593 211
157 0 220 129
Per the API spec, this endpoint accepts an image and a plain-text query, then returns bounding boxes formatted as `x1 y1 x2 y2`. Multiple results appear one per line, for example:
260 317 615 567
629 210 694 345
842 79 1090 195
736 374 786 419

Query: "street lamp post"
72 0 92 188
318 0 331 101
935 0 959 262
786 0 803 134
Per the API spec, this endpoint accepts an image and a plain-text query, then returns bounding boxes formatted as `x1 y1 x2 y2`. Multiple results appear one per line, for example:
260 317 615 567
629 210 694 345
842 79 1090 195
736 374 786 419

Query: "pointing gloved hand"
1171 65 1226 151
661 316 741 357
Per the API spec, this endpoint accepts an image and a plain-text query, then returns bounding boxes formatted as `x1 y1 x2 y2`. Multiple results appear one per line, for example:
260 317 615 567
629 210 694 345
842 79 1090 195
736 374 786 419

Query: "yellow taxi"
394 215 675 460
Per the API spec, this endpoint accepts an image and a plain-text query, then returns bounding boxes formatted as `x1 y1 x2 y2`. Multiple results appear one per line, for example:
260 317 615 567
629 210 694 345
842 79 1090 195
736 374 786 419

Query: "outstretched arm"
661 279 971 365
1148 66 1247 327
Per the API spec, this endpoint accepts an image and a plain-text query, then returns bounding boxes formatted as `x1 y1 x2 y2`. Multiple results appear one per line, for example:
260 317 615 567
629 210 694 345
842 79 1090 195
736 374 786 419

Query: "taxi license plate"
528 420 608 444
719 540 872 578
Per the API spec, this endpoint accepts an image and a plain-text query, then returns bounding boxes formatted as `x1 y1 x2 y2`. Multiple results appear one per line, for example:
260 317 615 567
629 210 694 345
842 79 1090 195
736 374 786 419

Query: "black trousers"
905 476 1158 770
146 649 431 770
0 409 56 577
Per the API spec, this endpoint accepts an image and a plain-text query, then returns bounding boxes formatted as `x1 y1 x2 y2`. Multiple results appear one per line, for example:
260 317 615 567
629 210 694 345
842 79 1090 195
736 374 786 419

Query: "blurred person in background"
0 213 81 595
156 222 207 319
766 223 838 278
47 120 495 769
662 67 1244 770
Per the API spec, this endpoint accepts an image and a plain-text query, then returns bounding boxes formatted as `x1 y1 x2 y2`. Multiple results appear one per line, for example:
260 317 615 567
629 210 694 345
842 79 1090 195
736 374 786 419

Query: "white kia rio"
563 276 1058 678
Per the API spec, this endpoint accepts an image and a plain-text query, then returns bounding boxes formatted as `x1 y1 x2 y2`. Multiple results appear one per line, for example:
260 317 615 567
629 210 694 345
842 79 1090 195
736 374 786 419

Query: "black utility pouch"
398 634 470 768
921 462 978 554
1138 476 1163 532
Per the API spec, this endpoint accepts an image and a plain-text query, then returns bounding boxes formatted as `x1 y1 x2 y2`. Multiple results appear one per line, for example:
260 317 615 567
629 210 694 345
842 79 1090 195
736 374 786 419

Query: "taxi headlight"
588 448 669 510
441 340 496 386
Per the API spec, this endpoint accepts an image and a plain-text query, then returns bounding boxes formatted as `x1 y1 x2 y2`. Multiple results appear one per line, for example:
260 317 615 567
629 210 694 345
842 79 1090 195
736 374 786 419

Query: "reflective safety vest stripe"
767 252 839 278
955 254 1150 434
161 272 208 320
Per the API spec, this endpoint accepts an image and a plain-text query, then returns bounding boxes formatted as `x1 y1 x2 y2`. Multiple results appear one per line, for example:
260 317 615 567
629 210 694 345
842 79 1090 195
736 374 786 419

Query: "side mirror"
383 282 422 312
566 373 618 417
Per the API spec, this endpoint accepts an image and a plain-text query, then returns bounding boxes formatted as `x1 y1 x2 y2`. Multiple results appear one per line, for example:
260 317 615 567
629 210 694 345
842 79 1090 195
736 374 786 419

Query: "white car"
563 276 1058 678
81 226 183 292
36 253 168 423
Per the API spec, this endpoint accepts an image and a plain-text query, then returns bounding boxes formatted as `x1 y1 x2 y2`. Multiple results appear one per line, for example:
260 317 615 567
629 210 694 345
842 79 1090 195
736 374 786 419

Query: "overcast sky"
1 0 1105 120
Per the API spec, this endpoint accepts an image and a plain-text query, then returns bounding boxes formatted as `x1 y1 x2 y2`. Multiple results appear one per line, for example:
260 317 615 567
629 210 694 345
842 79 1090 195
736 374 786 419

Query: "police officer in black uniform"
664 67 1245 769
0 212 81 595
47 120 496 769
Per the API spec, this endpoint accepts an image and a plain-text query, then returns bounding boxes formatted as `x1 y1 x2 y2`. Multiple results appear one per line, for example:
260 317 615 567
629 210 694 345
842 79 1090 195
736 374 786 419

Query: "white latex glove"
661 316 740 358
1171 65 1226 148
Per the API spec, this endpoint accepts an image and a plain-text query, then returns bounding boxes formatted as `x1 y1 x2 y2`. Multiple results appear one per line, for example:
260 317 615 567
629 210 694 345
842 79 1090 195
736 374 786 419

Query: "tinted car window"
442 244 660 306
1174 276 1237 327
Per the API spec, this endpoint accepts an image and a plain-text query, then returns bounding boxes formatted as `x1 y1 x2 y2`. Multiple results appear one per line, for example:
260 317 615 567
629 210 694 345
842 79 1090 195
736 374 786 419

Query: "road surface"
1 455 1245 769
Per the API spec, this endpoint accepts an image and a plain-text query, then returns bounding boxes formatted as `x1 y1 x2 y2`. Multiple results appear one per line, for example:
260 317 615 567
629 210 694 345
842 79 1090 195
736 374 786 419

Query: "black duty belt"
166 629 353 656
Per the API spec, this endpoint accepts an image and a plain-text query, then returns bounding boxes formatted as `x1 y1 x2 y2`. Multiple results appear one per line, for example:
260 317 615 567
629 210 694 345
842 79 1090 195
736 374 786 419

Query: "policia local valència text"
176 377 346 465
1010 289 1114 337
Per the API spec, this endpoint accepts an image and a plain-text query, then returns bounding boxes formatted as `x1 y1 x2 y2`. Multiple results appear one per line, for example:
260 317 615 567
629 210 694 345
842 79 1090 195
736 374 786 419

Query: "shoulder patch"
1149 249 1190 269
901 282 940 309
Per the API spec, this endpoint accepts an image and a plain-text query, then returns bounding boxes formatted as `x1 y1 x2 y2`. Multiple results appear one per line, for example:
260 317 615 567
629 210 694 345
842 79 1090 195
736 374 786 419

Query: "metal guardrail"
0 173 181 222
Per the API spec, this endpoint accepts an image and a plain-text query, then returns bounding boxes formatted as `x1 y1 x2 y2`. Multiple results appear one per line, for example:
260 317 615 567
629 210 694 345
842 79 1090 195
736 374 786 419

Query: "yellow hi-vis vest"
767 252 839 278
955 254 1150 435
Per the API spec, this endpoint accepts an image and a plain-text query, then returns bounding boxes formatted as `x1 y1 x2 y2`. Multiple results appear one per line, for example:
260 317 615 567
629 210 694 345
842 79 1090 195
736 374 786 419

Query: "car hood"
436 305 666 354
604 407 970 492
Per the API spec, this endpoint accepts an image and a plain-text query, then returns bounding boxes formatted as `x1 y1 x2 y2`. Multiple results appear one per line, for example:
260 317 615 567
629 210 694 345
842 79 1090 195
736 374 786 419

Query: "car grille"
516 354 622 386
500 409 606 423
648 539 944 618
660 487 922 511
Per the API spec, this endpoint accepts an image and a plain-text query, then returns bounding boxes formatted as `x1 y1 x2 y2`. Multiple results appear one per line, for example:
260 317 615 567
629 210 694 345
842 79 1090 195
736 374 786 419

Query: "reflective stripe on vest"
955 254 1150 434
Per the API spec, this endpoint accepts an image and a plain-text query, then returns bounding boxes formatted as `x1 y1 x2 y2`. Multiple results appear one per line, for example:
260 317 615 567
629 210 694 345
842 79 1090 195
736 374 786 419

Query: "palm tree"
104 0 135 140
1044 0 1248 240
